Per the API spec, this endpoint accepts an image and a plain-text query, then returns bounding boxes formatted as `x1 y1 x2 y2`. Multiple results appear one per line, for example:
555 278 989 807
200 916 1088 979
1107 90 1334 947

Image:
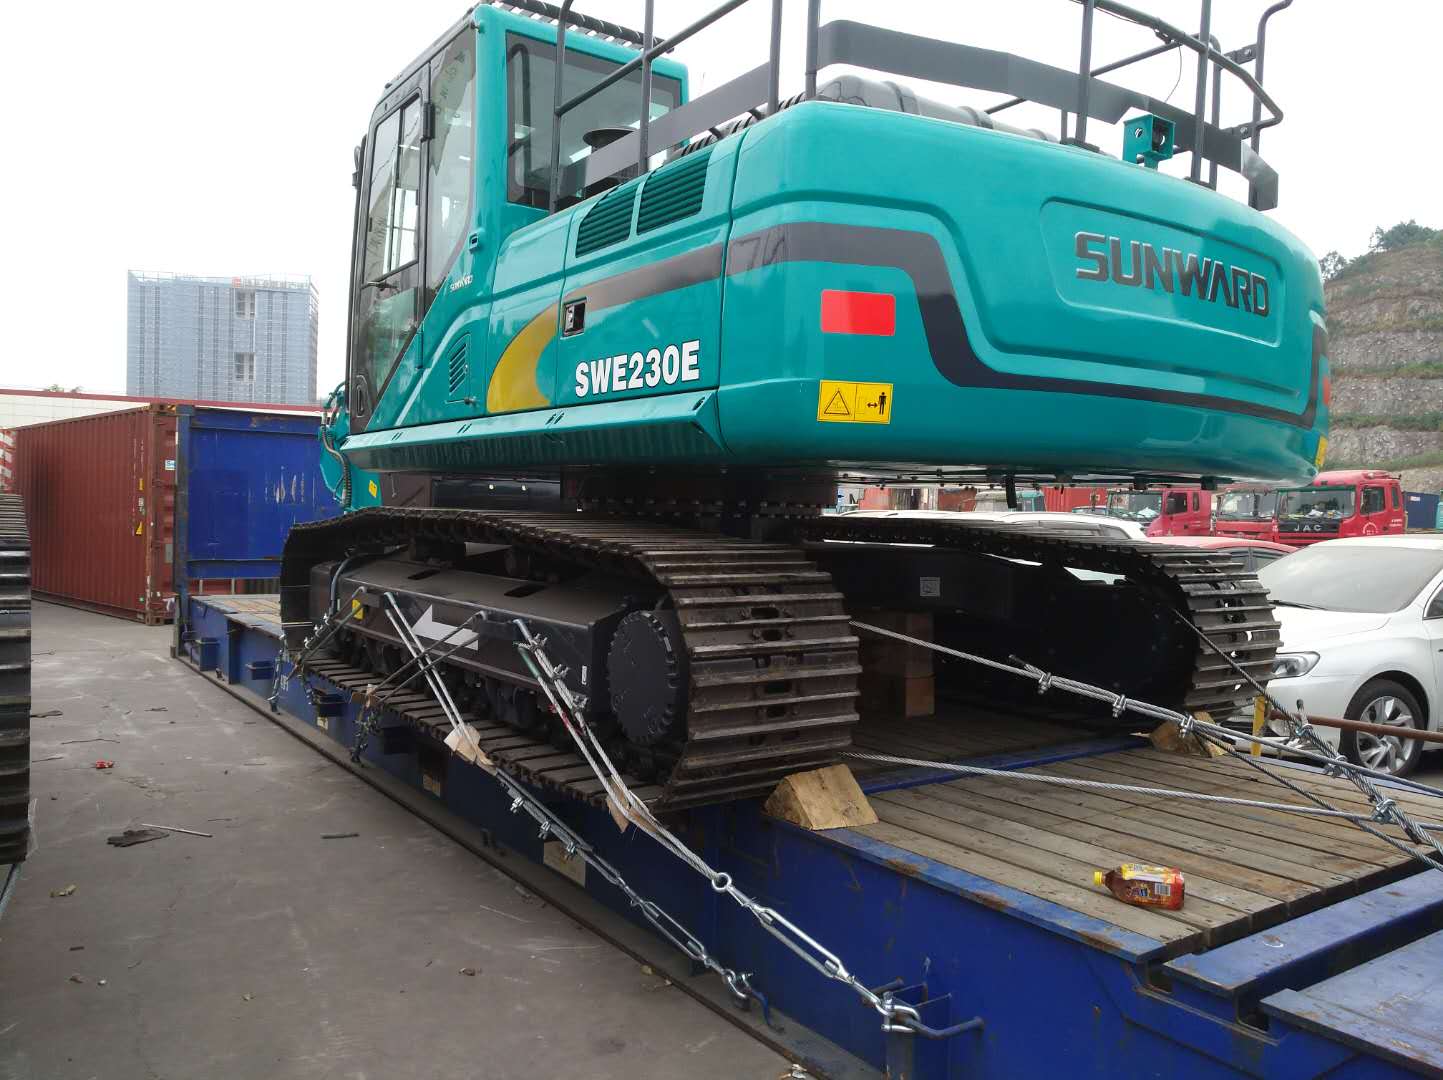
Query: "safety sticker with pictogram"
816 380 893 424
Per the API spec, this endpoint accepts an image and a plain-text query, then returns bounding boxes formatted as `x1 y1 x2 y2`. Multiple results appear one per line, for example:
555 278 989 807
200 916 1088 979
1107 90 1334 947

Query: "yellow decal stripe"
487 306 557 414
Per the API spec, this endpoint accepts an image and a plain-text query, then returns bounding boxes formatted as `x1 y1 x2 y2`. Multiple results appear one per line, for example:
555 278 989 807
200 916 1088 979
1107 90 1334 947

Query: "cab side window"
1362 487 1385 515
364 101 423 282
355 96 425 406
1165 493 1188 515
426 36 476 302
1392 486 1402 510
1427 588 1443 620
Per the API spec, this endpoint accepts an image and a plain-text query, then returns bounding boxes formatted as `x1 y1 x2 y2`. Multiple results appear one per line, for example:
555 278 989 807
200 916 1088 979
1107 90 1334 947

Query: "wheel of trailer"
1340 678 1425 777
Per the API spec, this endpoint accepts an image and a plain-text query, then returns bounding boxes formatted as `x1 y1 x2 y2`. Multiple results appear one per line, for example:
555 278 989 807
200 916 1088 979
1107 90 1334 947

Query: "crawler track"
804 515 1280 718
281 509 862 812
298 652 670 806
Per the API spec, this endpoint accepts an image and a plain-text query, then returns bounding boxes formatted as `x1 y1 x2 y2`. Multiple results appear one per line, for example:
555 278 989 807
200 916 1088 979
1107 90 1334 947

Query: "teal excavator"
282 0 1320 810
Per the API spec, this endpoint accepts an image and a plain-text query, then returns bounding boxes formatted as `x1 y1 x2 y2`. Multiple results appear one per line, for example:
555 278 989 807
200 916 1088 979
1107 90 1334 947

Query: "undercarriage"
280 491 1280 814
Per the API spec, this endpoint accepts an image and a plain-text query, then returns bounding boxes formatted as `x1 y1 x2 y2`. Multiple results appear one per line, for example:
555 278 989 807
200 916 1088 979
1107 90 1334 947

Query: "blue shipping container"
1404 490 1439 530
174 405 337 589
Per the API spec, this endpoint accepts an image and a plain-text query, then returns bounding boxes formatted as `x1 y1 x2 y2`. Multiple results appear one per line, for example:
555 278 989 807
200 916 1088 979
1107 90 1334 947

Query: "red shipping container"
13 405 177 623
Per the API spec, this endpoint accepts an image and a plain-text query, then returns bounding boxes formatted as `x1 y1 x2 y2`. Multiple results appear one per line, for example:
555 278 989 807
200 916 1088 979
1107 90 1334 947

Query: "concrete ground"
0 603 790 1080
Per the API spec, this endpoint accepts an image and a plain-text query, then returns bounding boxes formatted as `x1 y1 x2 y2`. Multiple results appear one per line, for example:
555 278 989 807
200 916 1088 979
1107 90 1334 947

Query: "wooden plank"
918 780 1321 901
879 716 1044 753
1044 759 1402 868
854 821 1197 945
873 787 1278 916
852 712 1084 758
855 717 976 751
897 712 1079 747
1060 752 1426 849
872 791 1254 936
1128 749 1443 820
851 725 1058 766
1106 755 1438 846
940 776 1355 888
900 779 1287 906
1099 752 1427 844
1123 749 1402 811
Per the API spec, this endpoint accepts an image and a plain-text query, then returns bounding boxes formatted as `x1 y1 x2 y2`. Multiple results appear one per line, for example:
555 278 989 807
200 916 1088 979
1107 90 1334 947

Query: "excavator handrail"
544 0 1293 213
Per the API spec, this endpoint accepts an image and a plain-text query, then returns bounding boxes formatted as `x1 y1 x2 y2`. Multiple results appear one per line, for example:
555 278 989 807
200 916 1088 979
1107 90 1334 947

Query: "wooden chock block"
1149 714 1226 758
763 764 878 831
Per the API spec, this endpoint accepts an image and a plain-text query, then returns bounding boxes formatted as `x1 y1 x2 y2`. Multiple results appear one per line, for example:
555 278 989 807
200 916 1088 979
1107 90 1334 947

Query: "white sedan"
842 509 1149 539
1259 536 1443 776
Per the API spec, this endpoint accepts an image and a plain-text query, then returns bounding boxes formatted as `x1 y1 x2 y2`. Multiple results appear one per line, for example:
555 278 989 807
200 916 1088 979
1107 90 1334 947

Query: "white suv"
1259 536 1443 776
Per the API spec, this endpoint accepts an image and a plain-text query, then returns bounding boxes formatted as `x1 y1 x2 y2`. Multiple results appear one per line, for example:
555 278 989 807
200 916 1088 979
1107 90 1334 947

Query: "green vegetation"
1338 359 1443 379
1320 219 1441 282
1331 315 1443 337
1329 413 1443 432
1326 450 1443 472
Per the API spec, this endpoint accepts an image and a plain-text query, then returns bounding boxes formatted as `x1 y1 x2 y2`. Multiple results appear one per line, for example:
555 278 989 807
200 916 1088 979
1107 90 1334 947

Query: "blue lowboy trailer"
175 586 1443 1079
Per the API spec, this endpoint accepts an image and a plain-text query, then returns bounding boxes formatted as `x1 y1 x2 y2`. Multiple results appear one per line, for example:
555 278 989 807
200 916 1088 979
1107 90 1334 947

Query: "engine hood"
1274 605 1390 647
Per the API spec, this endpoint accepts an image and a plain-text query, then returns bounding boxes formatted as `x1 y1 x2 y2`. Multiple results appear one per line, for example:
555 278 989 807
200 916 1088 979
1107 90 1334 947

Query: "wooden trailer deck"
201 593 285 633
849 709 1116 775
850 746 1443 956
198 594 1442 958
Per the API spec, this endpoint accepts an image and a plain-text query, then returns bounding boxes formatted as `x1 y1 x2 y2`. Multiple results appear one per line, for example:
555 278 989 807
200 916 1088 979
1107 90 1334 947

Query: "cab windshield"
1106 492 1162 521
1217 491 1278 521
1259 544 1443 613
1278 486 1355 522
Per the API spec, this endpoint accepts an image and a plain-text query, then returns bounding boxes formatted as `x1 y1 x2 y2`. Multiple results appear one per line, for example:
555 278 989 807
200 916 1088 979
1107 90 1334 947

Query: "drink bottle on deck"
1093 864 1185 910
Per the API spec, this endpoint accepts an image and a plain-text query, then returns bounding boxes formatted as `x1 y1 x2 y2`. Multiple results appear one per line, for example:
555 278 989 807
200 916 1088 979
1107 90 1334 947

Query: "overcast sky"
3 1 1437 396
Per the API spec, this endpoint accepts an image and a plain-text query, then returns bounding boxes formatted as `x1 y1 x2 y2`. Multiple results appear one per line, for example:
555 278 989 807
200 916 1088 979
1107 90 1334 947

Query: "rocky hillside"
1323 238 1443 491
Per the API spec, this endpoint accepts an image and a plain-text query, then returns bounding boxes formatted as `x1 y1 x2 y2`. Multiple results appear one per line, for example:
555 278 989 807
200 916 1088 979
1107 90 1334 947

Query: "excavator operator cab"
344 8 686 431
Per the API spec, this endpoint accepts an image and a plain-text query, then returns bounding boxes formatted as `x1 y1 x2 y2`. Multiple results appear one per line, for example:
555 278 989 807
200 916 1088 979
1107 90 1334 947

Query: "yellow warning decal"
351 598 365 622
134 522 143 535
1314 435 1328 468
817 380 893 424
368 479 379 499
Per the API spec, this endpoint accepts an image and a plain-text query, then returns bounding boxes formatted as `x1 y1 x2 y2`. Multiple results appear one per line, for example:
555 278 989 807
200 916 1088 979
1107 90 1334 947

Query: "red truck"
1212 483 1279 540
1041 485 1107 513
1105 487 1213 537
1274 470 1406 546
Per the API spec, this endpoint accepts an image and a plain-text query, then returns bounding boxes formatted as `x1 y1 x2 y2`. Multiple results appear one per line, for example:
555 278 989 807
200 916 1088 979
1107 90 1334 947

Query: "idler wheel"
607 611 687 747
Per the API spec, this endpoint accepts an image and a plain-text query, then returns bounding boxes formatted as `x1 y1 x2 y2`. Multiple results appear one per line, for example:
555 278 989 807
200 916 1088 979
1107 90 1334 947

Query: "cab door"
1388 483 1408 534
1421 578 1443 727
348 71 429 432
1185 491 1210 535
1359 484 1388 535
1158 490 1189 535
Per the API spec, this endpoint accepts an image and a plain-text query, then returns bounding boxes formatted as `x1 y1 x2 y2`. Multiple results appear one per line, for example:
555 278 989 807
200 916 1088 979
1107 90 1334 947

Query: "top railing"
527 0 1294 213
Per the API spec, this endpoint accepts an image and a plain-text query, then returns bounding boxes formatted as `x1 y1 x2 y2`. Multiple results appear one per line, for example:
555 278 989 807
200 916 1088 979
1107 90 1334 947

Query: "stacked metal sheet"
0 493 30 865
